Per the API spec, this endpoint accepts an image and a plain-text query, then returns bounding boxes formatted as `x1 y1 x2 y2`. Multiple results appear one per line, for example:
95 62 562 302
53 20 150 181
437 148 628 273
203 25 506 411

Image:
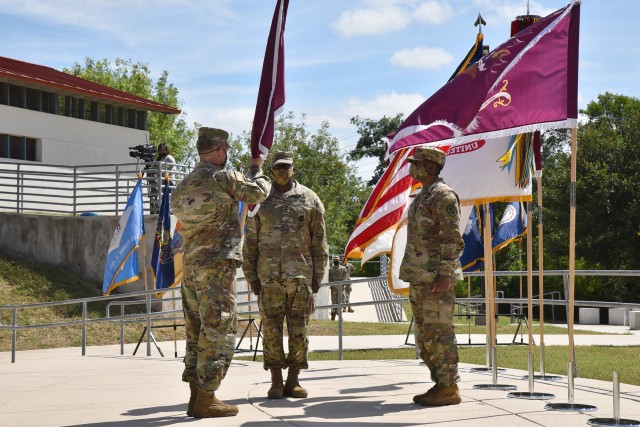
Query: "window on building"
41 91 57 114
0 134 39 161
25 88 41 111
9 85 23 107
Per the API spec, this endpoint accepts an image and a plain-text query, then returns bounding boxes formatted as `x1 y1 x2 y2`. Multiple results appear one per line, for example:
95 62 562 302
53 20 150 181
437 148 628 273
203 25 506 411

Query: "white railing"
3 271 640 364
0 160 191 216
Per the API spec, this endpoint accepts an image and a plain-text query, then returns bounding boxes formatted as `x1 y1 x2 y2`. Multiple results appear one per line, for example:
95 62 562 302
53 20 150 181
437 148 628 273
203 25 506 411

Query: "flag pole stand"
509 202 554 400
587 371 640 426
473 203 515 390
529 171 561 381
545 129 597 412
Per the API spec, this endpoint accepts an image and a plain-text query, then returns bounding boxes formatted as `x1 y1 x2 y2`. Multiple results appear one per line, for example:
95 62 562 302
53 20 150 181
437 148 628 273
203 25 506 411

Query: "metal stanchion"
545 361 597 412
524 342 562 381
508 353 555 400
587 371 640 426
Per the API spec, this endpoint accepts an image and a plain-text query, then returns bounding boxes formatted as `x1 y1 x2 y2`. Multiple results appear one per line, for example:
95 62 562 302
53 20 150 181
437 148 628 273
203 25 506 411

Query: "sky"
1 0 637 178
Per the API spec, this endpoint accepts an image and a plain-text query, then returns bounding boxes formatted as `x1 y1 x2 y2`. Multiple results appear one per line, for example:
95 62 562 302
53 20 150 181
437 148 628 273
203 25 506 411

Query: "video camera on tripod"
129 144 157 162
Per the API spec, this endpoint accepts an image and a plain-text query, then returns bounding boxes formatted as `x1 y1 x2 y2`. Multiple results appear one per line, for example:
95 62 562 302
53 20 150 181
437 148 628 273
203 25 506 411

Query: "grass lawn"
237 345 640 385
2 250 637 386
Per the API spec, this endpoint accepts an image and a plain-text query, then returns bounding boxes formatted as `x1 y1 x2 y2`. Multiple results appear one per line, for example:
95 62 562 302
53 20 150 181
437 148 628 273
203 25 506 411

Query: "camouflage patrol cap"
333 256 340 261
197 127 229 153
271 151 294 167
406 146 446 167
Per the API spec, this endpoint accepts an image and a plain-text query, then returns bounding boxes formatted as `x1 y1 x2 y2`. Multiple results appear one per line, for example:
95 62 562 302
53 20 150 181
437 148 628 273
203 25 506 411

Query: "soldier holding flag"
171 127 270 418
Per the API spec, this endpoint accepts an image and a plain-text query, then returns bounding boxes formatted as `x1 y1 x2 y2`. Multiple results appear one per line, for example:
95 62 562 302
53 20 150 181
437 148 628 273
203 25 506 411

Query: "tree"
229 112 370 254
349 114 404 185
64 57 197 163
539 92 640 302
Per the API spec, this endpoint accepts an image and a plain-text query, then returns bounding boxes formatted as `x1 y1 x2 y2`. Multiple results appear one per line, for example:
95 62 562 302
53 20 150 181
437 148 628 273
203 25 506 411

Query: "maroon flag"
251 0 289 159
388 0 580 155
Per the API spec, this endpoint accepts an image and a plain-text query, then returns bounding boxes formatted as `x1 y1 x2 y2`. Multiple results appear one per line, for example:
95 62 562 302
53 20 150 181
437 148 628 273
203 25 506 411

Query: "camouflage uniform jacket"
170 162 270 264
328 265 348 282
243 181 328 283
399 178 464 283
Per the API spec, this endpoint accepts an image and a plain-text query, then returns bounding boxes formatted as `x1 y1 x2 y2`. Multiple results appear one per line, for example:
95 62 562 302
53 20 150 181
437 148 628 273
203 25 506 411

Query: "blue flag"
102 179 145 295
152 178 176 294
461 205 486 272
492 202 527 252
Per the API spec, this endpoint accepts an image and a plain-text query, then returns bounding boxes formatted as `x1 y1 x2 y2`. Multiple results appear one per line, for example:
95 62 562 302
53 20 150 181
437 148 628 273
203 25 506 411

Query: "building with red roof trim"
0 56 180 165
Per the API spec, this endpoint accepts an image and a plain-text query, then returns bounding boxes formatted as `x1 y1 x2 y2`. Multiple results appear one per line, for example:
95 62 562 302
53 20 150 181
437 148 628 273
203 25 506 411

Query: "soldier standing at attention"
400 146 464 407
328 256 348 320
243 151 328 400
171 127 271 418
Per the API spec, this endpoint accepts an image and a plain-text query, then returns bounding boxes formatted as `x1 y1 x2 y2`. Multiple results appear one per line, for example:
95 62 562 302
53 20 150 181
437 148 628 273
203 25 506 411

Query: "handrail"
2 271 640 363
0 160 192 216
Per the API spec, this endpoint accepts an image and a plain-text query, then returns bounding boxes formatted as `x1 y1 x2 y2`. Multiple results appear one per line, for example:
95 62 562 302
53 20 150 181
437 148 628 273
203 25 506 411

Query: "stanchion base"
473 384 517 391
545 402 598 412
587 418 640 426
522 374 563 381
470 367 507 373
508 391 555 400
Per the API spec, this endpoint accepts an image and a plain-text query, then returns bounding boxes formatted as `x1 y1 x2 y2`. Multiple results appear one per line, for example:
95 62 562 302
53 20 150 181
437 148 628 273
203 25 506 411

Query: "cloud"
389 46 453 69
332 3 411 37
187 106 254 138
347 91 425 118
413 1 455 25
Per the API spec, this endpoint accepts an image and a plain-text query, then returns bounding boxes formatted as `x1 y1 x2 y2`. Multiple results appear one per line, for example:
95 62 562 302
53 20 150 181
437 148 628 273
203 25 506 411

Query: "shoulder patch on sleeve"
447 203 457 217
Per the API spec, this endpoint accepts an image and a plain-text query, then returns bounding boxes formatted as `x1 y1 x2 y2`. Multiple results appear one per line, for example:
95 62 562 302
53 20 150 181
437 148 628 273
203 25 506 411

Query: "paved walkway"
2 342 640 427
3 324 640 427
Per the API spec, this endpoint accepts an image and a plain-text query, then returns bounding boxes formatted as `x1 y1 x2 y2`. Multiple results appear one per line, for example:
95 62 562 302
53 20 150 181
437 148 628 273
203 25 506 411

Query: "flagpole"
473 203 515 391
526 202 535 386
544 128 596 411
484 204 493 371
140 172 152 357
467 276 471 345
518 239 523 344
568 127 577 382
164 173 178 359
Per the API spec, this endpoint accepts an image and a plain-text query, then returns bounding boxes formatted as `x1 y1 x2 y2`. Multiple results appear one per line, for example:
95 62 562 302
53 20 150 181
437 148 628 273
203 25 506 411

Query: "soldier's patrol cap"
271 151 294 167
333 256 340 261
406 146 446 167
197 127 229 154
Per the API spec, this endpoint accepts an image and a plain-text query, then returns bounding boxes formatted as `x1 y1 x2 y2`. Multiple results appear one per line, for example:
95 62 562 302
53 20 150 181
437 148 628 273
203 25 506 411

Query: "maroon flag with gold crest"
250 0 289 159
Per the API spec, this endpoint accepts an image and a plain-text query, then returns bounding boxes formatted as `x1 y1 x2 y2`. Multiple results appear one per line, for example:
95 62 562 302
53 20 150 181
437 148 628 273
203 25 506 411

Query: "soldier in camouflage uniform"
400 146 464 407
328 256 348 320
243 151 328 400
171 127 271 418
343 261 356 312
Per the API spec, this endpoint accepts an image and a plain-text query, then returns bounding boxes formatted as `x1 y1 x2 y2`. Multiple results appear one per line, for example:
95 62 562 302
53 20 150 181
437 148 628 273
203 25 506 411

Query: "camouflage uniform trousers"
181 258 238 392
330 285 346 316
344 283 352 305
409 280 460 386
258 278 313 370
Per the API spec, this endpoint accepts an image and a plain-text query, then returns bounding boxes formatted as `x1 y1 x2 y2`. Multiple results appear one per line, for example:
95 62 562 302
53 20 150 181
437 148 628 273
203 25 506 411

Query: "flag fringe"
460 195 531 206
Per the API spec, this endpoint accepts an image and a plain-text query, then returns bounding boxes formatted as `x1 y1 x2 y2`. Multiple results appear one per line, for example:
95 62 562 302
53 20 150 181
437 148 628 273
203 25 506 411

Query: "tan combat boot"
347 307 355 313
193 389 239 418
412 383 439 404
284 367 308 398
187 380 198 417
268 368 284 399
418 384 461 407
